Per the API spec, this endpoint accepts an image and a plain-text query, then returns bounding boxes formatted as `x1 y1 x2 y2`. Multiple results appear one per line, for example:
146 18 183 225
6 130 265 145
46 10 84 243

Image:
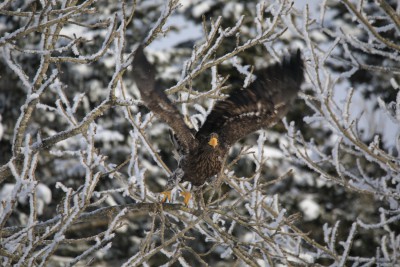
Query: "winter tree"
0 0 399 266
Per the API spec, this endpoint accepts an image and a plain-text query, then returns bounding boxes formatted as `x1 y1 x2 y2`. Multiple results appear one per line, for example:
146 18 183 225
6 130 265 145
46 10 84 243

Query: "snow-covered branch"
1 0 399 265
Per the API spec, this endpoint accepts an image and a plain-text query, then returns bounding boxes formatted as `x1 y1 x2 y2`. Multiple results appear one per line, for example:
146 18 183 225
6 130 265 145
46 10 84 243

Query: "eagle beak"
208 136 218 148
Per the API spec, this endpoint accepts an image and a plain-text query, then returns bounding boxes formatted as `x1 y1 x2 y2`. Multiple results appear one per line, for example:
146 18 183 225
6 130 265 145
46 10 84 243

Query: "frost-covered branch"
282 1 400 265
2 0 399 266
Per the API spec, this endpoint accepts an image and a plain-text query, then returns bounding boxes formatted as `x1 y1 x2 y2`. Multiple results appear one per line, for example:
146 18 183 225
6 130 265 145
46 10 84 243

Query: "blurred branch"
0 0 97 47
1 203 189 238
376 0 400 32
341 0 400 51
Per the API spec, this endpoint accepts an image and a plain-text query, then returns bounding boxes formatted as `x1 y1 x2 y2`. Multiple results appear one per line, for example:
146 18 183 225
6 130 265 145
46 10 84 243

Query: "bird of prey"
132 45 304 205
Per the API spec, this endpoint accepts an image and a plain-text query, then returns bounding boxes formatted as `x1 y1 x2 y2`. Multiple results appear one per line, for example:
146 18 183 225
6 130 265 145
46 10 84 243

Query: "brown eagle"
132 46 304 205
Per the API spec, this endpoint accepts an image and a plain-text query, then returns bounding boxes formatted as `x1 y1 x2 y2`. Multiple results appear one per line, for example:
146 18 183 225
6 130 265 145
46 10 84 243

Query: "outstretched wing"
196 50 304 148
132 46 196 151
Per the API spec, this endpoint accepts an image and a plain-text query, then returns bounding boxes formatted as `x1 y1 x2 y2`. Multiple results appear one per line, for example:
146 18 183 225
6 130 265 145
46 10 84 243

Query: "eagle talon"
161 191 172 203
180 191 192 206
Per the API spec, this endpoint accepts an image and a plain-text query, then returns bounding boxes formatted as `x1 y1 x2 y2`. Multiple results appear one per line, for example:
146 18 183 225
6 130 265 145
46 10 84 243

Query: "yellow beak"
208 137 218 148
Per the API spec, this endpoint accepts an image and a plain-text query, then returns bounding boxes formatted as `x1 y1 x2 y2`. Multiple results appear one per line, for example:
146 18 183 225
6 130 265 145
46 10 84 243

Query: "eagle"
132 46 304 205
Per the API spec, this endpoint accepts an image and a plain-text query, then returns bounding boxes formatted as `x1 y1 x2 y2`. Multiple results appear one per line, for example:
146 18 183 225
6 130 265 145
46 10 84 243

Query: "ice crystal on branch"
1 0 399 266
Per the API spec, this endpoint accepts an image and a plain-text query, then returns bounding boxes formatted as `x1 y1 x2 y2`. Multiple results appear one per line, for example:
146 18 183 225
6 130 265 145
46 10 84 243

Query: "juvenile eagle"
132 46 304 205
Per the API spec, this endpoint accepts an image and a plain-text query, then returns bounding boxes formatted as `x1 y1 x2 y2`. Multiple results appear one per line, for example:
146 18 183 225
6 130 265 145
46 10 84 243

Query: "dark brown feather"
132 46 197 152
197 49 304 148
181 143 224 186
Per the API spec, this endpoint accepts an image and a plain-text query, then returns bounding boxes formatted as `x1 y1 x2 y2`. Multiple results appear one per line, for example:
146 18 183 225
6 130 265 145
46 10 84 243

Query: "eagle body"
132 46 304 192
180 136 226 186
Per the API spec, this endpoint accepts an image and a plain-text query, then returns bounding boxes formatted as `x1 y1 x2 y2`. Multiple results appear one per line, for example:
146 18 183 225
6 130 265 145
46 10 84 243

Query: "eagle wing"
132 46 196 152
196 50 304 148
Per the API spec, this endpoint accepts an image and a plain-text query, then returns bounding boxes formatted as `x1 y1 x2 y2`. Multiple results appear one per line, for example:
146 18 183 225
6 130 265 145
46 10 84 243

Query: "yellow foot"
160 191 172 203
180 191 192 206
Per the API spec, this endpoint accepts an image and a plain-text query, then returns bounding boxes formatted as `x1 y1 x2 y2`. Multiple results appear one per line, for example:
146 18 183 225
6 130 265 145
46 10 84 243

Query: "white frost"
0 183 52 215
192 0 214 18
299 196 320 221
